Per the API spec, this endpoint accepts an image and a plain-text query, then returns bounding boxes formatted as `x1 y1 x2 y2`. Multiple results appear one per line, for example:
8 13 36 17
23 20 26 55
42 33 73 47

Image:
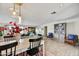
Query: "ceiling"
0 3 79 26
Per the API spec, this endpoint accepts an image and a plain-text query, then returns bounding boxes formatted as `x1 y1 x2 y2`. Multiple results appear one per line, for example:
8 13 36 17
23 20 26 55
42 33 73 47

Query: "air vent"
51 11 56 14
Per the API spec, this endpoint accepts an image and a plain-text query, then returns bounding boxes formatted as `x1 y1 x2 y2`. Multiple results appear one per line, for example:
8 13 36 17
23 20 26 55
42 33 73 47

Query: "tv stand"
64 39 76 46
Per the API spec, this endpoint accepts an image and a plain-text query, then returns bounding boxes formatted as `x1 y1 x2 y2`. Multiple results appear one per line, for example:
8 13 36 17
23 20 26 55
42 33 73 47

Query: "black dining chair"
27 37 42 56
4 36 15 42
0 42 18 56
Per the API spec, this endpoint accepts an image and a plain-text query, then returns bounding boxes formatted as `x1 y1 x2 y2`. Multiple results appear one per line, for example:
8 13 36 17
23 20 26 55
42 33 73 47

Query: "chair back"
29 37 42 49
4 36 15 41
0 42 18 56
27 37 42 56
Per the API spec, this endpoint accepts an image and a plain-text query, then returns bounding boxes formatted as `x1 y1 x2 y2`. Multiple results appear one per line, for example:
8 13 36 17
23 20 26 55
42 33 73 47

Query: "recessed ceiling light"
60 3 64 7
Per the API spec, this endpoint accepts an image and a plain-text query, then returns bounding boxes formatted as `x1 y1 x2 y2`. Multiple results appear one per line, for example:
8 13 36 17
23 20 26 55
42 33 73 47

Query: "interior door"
54 23 66 42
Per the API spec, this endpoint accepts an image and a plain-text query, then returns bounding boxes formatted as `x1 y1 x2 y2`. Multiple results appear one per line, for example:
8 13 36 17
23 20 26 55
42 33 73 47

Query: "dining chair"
4 36 15 41
27 37 42 56
0 42 18 56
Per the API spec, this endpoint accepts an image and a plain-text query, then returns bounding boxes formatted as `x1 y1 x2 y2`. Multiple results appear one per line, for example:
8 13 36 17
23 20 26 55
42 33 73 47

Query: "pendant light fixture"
10 3 23 24
16 3 23 24
18 3 22 24
12 3 16 16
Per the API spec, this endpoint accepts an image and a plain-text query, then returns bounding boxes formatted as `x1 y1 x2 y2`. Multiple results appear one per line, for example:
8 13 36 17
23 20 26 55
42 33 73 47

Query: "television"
68 34 78 40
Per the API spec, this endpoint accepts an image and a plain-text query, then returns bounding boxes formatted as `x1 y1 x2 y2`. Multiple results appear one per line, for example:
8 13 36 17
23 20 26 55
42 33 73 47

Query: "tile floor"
44 38 79 56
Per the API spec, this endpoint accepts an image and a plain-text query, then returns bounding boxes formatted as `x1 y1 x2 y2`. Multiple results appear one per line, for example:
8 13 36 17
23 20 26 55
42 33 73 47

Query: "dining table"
0 35 44 56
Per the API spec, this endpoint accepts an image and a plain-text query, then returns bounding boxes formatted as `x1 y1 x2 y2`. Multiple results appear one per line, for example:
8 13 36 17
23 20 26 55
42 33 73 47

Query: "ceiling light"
13 11 16 16
18 3 23 25
60 3 63 7
10 3 23 24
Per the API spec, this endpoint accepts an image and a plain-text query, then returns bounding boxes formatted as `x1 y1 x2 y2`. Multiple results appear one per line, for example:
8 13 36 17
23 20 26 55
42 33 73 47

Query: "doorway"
44 26 47 37
54 23 66 42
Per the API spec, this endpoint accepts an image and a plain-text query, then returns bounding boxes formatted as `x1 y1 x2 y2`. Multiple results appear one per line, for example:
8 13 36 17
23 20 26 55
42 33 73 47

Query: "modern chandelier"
10 3 23 24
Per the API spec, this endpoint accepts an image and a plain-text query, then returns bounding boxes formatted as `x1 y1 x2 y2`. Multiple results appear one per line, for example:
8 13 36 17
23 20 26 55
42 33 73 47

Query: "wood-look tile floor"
44 38 79 56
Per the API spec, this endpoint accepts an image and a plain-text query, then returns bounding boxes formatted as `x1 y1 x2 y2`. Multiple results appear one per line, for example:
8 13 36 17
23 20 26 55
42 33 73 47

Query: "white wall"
66 22 76 35
75 20 79 35
41 17 79 39
46 23 54 34
66 19 79 35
